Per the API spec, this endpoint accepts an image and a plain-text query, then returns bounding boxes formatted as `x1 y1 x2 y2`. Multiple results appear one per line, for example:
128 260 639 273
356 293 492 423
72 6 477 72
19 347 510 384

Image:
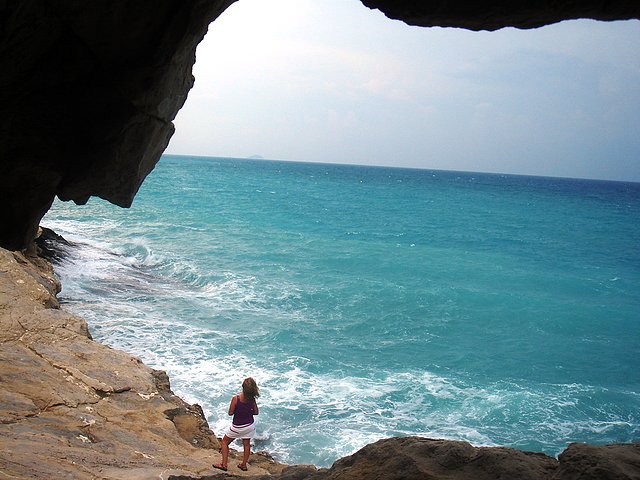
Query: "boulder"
253 437 640 480
302 437 558 480
554 443 640 480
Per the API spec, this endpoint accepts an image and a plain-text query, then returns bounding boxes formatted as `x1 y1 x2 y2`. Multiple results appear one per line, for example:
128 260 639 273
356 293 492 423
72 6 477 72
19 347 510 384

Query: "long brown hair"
242 377 260 401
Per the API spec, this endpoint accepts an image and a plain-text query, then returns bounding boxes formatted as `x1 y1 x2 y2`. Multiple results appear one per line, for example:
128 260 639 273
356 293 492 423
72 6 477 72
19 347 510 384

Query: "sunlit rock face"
1 0 639 250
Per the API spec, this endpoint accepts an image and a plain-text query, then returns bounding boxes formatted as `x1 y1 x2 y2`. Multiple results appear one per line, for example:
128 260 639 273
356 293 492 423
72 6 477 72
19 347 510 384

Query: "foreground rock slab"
245 438 640 480
0 245 283 479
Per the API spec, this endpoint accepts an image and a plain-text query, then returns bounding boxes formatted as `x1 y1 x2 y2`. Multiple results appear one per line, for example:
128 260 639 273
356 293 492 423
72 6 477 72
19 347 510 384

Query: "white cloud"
168 0 640 181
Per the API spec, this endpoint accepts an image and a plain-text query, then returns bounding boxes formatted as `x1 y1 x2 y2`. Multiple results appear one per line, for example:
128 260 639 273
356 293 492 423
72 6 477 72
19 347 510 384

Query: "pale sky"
166 0 640 182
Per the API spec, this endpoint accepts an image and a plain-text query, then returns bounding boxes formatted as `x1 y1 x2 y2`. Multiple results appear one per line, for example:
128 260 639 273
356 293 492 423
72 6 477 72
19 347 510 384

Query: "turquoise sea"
43 154 640 467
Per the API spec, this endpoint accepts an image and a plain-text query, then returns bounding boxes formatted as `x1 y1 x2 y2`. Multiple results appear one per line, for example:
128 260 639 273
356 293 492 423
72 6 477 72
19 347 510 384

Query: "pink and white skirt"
225 422 256 440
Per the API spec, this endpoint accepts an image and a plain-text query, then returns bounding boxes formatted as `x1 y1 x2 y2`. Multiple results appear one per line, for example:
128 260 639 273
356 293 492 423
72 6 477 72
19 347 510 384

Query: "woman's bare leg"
215 435 231 469
238 438 251 469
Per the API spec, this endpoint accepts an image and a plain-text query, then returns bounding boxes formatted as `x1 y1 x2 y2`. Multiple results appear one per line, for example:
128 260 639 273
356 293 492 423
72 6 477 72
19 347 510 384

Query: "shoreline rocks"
278 437 640 480
1 238 639 479
0 241 284 478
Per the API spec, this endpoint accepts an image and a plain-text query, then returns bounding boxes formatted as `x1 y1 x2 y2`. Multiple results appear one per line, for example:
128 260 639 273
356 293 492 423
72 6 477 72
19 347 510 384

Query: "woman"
213 377 260 472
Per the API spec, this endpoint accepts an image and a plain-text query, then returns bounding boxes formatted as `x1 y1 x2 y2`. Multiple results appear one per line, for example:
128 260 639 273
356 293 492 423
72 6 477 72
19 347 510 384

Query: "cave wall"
1 0 639 250
0 0 237 250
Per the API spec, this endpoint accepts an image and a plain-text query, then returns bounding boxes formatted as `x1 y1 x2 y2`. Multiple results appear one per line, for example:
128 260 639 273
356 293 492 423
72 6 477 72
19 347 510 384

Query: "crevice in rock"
21 342 114 399
164 403 218 449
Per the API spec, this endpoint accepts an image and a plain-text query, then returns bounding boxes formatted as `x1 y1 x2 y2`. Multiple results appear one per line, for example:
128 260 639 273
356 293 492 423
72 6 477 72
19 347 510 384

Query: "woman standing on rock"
214 377 260 472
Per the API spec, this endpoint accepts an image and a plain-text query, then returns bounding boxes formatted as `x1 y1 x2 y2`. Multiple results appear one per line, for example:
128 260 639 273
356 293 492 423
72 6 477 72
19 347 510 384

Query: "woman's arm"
228 395 237 416
253 399 259 415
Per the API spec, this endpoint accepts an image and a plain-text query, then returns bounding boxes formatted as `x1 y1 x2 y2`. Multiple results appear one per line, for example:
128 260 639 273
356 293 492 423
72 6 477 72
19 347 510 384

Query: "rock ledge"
0 240 283 479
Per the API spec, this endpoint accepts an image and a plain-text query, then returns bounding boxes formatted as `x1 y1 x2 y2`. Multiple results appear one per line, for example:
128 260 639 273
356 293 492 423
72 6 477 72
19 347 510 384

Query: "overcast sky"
166 0 640 182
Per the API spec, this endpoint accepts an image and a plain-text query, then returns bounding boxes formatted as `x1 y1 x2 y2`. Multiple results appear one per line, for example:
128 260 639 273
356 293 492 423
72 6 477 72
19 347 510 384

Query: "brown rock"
554 443 640 480
165 404 221 449
259 437 640 480
0 247 277 478
310 437 558 480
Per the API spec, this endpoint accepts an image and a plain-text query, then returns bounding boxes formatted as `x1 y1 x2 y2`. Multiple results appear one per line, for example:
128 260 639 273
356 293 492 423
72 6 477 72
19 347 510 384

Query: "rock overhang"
1 0 639 250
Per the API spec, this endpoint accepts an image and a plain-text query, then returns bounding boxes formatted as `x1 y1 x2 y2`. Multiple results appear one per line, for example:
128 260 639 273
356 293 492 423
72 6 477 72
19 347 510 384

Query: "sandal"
237 464 248 471
213 464 227 471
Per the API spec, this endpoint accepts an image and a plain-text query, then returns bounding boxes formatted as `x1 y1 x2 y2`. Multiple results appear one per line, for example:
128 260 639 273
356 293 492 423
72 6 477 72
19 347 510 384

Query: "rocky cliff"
1 237 639 478
1 1 640 251
0 235 284 478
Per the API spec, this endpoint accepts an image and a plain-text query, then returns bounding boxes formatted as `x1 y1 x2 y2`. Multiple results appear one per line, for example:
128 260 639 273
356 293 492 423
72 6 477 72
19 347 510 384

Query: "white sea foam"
47 228 635 464
47 224 637 464
41 162 640 467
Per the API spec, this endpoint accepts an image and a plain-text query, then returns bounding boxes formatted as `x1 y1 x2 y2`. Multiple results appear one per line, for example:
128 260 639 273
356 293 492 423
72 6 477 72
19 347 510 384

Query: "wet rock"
34 226 74 264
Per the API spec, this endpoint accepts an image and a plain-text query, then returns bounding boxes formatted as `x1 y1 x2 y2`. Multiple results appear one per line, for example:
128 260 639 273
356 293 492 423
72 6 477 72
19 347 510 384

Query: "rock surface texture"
289 438 640 480
1 1 640 250
170 438 640 480
0 241 284 479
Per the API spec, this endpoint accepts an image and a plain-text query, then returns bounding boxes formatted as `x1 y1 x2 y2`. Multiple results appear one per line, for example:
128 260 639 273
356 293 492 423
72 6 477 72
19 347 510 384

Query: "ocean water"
43 155 640 467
